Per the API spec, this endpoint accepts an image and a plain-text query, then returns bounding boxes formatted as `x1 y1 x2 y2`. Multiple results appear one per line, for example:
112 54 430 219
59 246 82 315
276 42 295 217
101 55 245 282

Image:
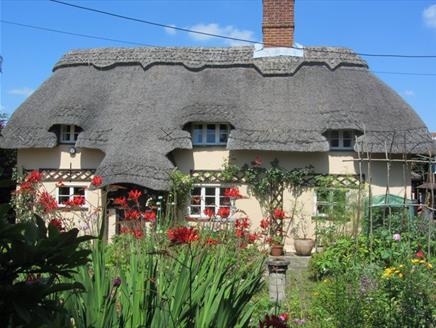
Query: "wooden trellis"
26 168 96 182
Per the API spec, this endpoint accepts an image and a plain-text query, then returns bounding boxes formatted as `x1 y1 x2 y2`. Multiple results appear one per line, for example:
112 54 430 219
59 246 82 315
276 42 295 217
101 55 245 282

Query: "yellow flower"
411 259 420 265
427 263 433 269
399 264 404 269
382 267 396 278
419 260 426 264
398 273 404 278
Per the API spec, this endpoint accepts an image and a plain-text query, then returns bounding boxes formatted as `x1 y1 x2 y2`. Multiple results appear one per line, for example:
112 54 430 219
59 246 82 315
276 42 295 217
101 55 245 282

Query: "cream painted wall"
17 146 412 248
17 146 105 170
173 148 412 252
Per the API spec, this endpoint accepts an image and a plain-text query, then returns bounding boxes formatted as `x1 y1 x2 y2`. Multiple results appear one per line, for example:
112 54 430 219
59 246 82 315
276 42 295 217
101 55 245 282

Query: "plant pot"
270 244 284 256
294 239 315 256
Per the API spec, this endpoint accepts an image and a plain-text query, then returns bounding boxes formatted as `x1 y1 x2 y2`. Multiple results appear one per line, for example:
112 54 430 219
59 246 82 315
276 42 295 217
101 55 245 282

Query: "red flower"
113 197 128 208
235 228 245 238
125 210 141 221
206 237 219 245
260 218 270 230
279 313 289 321
120 226 130 234
144 210 156 222
259 314 289 328
203 208 215 218
217 207 230 218
91 176 103 187
38 191 58 213
235 217 250 229
167 227 199 244
26 170 43 183
17 181 34 193
64 196 85 207
49 218 64 231
128 189 142 202
224 187 242 199
416 249 425 258
133 228 143 239
273 208 286 220
247 233 258 243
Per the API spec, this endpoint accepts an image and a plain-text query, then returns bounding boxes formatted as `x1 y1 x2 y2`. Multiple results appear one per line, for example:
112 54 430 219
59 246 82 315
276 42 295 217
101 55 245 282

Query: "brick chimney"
263 0 295 48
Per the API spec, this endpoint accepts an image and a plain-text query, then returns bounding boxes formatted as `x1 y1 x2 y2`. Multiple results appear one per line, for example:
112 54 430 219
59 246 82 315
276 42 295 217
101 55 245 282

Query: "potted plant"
291 216 315 256
259 208 291 256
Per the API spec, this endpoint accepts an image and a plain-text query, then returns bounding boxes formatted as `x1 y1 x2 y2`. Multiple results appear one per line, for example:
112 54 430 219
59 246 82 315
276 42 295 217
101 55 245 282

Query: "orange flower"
206 237 219 245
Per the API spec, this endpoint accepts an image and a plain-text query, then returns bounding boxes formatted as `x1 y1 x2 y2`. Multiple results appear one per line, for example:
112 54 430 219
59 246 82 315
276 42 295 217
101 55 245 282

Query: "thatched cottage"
1 0 433 246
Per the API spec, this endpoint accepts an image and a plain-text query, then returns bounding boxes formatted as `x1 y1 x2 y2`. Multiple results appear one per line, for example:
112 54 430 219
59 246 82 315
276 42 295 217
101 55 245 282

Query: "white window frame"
191 123 230 146
328 130 354 150
60 125 79 144
56 185 87 208
188 184 231 218
313 188 348 218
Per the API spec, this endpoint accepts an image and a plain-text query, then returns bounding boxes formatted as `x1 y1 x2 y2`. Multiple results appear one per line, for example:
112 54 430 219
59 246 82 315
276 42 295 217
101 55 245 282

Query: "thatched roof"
1 46 433 190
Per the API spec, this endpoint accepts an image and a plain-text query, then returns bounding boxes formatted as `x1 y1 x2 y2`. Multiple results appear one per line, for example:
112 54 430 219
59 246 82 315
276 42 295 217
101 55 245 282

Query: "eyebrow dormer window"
327 130 355 150
191 123 230 146
60 125 81 144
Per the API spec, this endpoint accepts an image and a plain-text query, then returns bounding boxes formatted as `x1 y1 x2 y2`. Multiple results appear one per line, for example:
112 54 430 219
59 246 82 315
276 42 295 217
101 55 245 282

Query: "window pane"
193 125 203 144
206 124 216 143
58 196 70 204
59 187 70 196
219 125 228 143
73 187 85 196
205 197 216 206
317 205 329 215
330 139 339 148
342 131 352 139
205 187 215 196
330 131 339 139
190 206 201 215
343 139 352 148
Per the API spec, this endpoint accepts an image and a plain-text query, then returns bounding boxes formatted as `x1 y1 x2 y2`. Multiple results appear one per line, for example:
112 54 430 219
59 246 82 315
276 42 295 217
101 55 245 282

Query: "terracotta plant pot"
294 239 315 256
270 244 284 256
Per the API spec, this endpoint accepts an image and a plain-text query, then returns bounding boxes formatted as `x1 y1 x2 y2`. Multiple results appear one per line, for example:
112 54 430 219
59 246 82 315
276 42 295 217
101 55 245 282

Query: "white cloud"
187 23 255 46
8 87 34 97
404 90 415 97
423 4 436 28
164 24 177 35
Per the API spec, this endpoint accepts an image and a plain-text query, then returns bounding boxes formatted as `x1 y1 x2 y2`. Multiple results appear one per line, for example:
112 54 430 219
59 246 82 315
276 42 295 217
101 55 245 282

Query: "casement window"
57 186 86 206
191 123 230 146
60 125 80 144
327 130 355 150
189 185 231 217
315 189 347 217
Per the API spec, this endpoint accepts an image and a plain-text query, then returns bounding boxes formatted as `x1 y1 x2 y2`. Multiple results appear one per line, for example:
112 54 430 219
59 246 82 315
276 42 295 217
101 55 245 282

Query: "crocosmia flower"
49 218 64 231
91 176 103 187
26 170 43 183
167 227 199 244
144 210 156 222
273 208 286 220
224 187 242 199
217 207 230 218
128 189 142 202
203 208 214 218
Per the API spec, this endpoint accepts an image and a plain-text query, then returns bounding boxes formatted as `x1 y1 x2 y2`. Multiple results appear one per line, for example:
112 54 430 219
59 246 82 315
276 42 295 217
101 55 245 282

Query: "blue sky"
1 0 436 131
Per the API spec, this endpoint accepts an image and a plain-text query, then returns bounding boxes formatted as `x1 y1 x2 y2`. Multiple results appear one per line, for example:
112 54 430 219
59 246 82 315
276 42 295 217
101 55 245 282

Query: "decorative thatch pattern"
1 46 432 190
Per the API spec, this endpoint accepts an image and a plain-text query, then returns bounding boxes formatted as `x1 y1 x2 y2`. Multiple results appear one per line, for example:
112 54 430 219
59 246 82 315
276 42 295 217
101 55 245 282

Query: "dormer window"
191 123 230 146
327 130 355 150
60 125 80 144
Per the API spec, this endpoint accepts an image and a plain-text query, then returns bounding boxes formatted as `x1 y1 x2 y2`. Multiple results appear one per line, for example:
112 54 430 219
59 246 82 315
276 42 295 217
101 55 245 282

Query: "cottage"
1 0 433 249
